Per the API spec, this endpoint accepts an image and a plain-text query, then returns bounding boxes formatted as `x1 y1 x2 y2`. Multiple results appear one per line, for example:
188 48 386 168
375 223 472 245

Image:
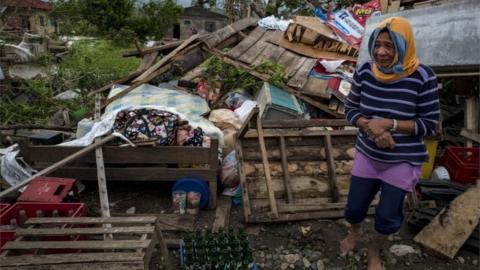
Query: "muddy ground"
82 181 479 270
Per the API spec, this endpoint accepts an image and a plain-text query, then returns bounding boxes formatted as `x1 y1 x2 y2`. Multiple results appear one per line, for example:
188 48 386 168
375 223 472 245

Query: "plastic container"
172 190 187 214
421 138 439 180
172 177 210 209
0 204 11 215
17 177 79 203
440 147 479 185
0 202 85 249
186 191 201 215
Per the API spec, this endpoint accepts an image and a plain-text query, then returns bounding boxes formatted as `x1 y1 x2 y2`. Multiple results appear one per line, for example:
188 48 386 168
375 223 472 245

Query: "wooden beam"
133 34 199 83
256 116 279 218
243 128 358 138
212 196 232 232
88 71 143 97
324 134 339 202
460 128 480 143
15 226 155 237
236 140 252 219
414 183 480 258
261 119 349 128
464 97 479 147
94 94 111 219
0 134 116 199
279 136 294 203
25 216 158 225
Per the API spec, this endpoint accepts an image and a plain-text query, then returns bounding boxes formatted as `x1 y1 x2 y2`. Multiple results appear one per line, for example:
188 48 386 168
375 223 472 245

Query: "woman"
342 17 439 270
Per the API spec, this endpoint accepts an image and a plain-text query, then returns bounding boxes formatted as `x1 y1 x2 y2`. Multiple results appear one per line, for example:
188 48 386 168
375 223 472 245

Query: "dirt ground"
82 181 479 270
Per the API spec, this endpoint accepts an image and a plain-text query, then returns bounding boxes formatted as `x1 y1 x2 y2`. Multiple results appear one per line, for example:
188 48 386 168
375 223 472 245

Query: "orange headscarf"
368 17 420 83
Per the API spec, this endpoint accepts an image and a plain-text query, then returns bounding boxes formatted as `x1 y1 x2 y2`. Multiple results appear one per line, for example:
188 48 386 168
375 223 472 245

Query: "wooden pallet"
237 109 377 223
0 216 172 270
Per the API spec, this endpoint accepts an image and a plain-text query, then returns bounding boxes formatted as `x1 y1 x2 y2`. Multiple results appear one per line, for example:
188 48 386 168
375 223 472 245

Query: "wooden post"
279 136 294 203
256 117 279 218
94 94 111 218
464 96 479 147
324 134 339 202
155 220 173 270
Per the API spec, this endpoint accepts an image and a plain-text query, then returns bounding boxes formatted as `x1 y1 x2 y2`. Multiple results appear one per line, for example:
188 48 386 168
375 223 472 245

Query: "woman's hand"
373 131 395 149
364 119 392 138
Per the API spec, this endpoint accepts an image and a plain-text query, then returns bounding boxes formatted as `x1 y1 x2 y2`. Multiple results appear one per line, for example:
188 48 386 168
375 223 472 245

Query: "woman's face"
373 32 395 68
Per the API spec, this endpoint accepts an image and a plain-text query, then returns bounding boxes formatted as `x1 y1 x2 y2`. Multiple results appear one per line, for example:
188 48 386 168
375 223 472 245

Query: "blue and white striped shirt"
345 62 440 166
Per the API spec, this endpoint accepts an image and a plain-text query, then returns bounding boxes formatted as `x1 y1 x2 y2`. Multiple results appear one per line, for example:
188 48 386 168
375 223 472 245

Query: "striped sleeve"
345 69 363 126
415 75 439 137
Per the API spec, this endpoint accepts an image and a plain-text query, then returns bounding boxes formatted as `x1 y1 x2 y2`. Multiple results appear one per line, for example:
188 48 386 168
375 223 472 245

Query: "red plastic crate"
0 202 85 249
440 147 479 185
0 204 11 215
18 177 79 203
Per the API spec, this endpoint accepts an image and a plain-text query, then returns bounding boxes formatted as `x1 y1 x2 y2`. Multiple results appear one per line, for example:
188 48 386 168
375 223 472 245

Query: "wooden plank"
15 226 155 237
0 253 144 267
268 31 357 61
242 135 356 148
154 220 173 270
244 128 358 138
414 184 480 258
228 27 267 59
238 40 268 64
212 196 232 233
256 117 279 218
252 43 286 66
276 50 306 77
208 138 219 208
25 216 157 225
0 135 116 199
279 136 294 203
302 77 331 99
2 240 151 250
460 128 480 143
464 97 479 147
236 140 252 218
0 261 144 270
297 94 344 118
261 119 349 128
136 51 159 72
247 207 376 223
133 34 199 83
25 144 214 164
88 71 142 96
324 134 340 202
35 167 216 182
287 58 317 89
94 94 111 220
201 17 258 48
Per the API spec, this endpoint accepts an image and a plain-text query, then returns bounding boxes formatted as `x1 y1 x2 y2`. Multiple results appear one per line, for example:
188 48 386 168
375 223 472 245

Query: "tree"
52 0 182 44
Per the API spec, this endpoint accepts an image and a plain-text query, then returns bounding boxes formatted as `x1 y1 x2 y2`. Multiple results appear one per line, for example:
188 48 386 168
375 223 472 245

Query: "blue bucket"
172 177 210 209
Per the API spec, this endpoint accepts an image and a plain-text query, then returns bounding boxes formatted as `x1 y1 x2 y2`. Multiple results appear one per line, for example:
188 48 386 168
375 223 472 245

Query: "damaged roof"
2 0 53 10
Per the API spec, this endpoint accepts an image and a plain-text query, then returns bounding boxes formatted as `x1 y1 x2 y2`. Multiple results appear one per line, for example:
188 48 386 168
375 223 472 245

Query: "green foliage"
53 39 140 92
0 40 140 125
52 0 182 44
0 80 82 125
203 56 288 93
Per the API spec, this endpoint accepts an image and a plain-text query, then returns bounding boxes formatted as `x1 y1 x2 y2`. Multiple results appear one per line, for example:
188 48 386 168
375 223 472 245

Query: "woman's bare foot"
367 246 383 270
340 223 361 255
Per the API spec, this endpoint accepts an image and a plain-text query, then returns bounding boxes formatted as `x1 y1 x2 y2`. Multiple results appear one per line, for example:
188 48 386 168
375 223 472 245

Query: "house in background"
0 0 58 36
170 6 228 39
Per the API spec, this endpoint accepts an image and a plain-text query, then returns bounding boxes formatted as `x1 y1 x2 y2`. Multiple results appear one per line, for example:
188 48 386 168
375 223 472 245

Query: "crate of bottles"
0 202 85 249
0 203 12 215
180 228 257 270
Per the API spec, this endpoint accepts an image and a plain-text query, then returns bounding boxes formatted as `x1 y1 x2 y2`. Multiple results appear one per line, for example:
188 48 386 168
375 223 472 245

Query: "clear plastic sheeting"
258 15 293 31
0 144 37 188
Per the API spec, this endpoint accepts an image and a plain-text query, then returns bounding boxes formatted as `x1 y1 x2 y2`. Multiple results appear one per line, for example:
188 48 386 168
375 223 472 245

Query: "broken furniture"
19 139 219 208
237 109 376 223
0 216 171 270
256 82 305 120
